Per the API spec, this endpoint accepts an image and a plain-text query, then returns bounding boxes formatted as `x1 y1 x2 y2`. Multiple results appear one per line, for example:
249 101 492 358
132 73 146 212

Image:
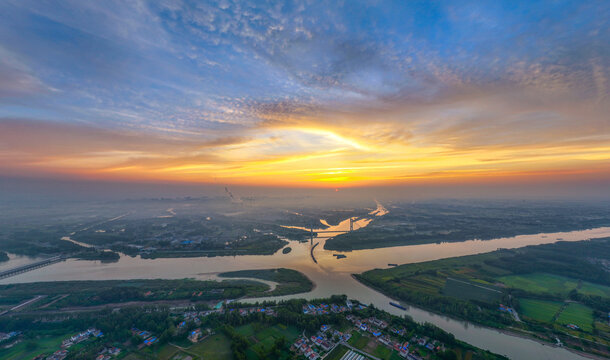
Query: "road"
0 295 47 316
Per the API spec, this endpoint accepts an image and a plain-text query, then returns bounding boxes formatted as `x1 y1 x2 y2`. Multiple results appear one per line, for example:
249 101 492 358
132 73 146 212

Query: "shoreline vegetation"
352 274 606 359
351 274 606 360
355 238 610 359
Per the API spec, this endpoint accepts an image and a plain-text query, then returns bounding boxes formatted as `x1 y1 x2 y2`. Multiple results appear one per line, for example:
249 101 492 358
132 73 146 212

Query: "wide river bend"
1 214 609 360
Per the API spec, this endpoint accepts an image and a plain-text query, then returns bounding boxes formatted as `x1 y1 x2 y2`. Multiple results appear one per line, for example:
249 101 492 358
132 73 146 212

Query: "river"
1 204 609 360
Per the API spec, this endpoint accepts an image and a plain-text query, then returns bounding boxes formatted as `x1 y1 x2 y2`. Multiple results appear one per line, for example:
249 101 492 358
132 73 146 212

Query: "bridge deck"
0 256 64 279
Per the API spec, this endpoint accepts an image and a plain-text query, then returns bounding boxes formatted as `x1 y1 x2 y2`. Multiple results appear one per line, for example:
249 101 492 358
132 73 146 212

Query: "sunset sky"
0 0 608 188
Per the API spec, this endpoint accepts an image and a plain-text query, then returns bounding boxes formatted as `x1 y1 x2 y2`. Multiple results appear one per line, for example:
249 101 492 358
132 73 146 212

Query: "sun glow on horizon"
4 119 607 187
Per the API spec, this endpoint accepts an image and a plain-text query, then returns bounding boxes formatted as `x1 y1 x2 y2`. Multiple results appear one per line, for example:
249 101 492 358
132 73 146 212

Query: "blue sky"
0 0 608 186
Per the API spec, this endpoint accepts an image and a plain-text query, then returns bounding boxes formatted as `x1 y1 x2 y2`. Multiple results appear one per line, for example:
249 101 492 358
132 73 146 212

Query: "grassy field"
347 331 370 350
234 323 300 360
0 334 66 360
189 333 234 360
372 344 394 359
518 298 563 323
154 343 182 360
324 344 349 360
578 282 610 298
498 273 579 296
499 273 610 298
443 277 503 303
453 348 475 360
170 353 199 360
556 303 594 332
122 354 147 360
218 268 314 297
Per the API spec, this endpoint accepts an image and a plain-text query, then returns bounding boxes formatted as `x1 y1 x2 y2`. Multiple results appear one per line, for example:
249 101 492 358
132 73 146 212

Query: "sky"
0 0 609 190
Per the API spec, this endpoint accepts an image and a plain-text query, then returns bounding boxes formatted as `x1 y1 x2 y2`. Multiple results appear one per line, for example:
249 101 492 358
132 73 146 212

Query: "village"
1 298 489 360
292 301 447 360
31 328 108 360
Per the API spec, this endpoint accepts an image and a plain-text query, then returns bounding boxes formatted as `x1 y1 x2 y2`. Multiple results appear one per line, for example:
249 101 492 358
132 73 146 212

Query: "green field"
234 323 300 360
123 354 147 360
578 282 610 298
347 331 369 350
499 273 610 298
155 344 182 360
498 273 579 296
189 333 234 360
556 303 594 332
324 344 349 360
518 298 563 323
0 334 66 360
443 277 503 303
170 353 199 360
373 344 394 359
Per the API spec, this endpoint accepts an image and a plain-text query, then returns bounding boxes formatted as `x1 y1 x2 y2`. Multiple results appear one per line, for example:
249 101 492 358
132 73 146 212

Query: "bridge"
0 255 66 280
308 217 355 244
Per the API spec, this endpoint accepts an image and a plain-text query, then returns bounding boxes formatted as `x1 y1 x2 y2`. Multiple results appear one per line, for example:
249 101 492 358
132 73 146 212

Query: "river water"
2 203 609 360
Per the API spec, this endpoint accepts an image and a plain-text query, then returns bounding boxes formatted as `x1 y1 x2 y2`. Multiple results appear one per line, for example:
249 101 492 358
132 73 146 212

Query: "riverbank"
350 236 610 360
352 273 608 360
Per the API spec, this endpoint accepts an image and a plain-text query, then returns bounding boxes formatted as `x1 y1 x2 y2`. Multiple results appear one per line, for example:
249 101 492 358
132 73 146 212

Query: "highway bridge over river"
0 255 66 280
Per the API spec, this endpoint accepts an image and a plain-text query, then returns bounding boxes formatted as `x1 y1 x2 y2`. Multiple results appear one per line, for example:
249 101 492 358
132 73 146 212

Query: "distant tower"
310 227 314 245
349 217 354 232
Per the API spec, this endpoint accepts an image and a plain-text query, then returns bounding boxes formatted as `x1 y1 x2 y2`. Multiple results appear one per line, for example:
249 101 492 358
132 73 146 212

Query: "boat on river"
389 302 407 310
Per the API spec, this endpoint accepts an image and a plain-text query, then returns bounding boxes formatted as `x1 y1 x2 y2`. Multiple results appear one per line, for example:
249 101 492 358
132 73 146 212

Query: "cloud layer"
0 0 608 186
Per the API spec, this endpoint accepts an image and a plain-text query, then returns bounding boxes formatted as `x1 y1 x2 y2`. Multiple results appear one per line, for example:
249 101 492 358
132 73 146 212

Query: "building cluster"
234 306 277 317
177 305 277 325
345 314 446 360
190 288 224 297
188 328 203 343
348 315 389 334
62 328 103 348
43 350 68 360
181 310 203 325
292 324 350 360
34 328 104 360
131 328 158 347
498 304 515 314
95 347 121 360
0 331 20 342
302 300 365 315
